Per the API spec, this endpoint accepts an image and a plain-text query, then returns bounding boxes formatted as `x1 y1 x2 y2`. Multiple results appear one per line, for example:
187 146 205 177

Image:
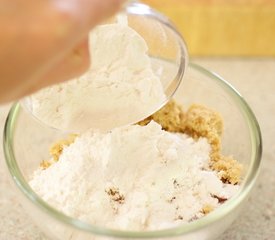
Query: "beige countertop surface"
0 58 274 240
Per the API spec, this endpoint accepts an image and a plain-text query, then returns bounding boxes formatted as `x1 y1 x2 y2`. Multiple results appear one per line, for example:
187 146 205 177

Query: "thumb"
24 38 90 96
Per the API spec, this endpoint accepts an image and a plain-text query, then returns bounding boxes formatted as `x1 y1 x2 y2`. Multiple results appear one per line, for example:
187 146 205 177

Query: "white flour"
29 121 239 230
25 19 165 132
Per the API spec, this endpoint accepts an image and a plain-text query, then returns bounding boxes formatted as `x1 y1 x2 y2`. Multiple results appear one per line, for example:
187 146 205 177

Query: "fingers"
37 0 127 89
24 38 90 95
45 38 91 85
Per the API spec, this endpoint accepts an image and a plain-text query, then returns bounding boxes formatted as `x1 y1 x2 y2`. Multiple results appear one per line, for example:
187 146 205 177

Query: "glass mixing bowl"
4 63 262 240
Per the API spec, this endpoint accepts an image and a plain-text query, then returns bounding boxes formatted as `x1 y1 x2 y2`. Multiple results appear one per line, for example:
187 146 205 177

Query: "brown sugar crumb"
138 100 186 133
105 187 125 204
185 104 223 153
139 100 243 184
211 155 243 185
183 104 242 184
40 134 78 170
201 204 214 214
40 160 52 170
50 134 78 161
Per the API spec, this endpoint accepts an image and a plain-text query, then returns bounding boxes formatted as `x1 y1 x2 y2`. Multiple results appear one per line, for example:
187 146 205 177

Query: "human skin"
0 0 124 103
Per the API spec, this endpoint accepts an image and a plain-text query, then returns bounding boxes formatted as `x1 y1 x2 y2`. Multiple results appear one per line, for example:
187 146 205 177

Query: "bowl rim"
3 63 262 238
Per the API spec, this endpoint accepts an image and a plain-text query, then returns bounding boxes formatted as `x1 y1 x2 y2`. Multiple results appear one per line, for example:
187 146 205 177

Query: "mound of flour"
29 121 239 230
26 19 165 132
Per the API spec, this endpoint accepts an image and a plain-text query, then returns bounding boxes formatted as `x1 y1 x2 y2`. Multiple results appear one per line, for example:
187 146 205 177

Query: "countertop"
0 59 274 240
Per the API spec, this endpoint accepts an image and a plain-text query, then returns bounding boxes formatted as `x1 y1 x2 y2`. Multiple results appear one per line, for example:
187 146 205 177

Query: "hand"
0 0 125 103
